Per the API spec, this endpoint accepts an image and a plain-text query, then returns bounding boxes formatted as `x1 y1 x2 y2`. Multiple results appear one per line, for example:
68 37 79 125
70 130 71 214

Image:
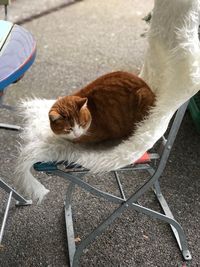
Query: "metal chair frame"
0 179 32 245
34 101 191 266
0 92 22 131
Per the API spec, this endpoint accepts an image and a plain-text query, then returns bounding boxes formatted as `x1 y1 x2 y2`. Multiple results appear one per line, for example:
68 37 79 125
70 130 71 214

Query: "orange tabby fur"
49 71 155 143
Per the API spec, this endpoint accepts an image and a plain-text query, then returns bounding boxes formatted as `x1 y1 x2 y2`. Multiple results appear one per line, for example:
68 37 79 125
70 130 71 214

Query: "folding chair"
14 1 199 265
33 100 191 266
0 19 36 245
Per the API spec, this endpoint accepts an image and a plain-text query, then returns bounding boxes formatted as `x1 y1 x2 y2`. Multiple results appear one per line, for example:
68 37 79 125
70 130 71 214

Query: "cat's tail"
14 98 55 202
14 144 49 203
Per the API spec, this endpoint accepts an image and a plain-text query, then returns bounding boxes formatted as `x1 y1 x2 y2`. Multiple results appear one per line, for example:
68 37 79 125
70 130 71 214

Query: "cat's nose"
73 131 80 138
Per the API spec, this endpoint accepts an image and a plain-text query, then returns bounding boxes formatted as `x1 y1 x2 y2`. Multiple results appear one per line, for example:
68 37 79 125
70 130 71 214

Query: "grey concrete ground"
0 0 200 266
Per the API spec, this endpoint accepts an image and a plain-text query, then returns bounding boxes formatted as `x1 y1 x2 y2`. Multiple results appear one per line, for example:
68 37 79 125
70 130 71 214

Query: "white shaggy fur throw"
15 0 200 202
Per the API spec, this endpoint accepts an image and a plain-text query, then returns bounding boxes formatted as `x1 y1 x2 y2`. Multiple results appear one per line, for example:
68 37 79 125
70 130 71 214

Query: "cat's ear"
136 87 148 106
49 110 62 122
77 97 88 109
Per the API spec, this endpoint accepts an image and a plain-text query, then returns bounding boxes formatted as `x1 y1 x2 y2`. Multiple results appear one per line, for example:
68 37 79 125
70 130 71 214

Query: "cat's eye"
80 123 86 128
64 127 73 133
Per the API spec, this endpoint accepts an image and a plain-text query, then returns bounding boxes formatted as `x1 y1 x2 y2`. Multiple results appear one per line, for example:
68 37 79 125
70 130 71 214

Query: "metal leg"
64 172 87 267
65 183 76 267
0 123 22 131
0 191 13 244
4 4 8 21
72 200 129 267
130 202 191 261
0 178 32 205
0 179 32 246
153 180 192 260
0 94 22 131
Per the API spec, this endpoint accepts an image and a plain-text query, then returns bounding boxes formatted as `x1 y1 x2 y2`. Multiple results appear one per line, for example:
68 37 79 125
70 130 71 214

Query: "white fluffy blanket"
15 0 200 202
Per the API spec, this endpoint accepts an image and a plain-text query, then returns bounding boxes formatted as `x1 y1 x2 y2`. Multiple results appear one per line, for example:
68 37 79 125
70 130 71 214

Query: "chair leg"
65 182 76 267
72 201 129 267
0 93 22 131
153 180 192 260
0 178 32 205
0 179 32 246
130 202 192 260
62 171 130 266
0 191 13 244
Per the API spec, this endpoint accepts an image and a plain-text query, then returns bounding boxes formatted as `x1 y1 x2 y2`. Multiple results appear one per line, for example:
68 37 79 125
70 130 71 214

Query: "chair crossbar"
114 171 126 200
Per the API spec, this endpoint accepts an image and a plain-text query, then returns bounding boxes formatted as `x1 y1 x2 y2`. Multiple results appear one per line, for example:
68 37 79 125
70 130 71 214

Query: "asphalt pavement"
0 0 199 266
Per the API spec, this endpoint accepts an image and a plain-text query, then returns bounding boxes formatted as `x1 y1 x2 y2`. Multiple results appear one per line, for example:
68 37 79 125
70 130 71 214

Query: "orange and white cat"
49 71 155 143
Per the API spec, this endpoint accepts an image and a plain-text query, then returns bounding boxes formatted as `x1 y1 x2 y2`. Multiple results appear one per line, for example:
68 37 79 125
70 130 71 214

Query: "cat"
48 71 156 144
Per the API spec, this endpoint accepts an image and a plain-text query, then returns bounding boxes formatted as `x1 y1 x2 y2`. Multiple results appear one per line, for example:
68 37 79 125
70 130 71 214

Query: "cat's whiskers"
83 130 92 136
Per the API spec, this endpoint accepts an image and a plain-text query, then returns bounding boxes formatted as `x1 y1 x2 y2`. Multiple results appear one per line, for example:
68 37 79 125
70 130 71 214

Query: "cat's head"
49 96 91 140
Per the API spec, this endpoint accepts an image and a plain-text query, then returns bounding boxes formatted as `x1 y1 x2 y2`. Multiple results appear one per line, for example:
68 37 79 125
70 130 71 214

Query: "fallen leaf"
0 244 5 251
143 234 149 240
74 236 81 243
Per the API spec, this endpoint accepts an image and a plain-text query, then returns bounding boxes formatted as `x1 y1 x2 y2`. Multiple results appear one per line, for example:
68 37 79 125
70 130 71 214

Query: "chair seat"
0 20 36 91
134 151 150 163
33 152 152 173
